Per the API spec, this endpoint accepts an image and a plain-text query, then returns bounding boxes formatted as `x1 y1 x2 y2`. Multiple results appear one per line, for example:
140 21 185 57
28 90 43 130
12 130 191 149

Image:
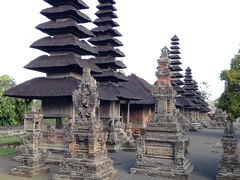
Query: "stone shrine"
130 47 193 179
10 113 49 177
216 120 240 180
52 68 116 180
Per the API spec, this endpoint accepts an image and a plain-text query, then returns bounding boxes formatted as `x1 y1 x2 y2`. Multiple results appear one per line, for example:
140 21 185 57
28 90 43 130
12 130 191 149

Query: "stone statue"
73 68 99 123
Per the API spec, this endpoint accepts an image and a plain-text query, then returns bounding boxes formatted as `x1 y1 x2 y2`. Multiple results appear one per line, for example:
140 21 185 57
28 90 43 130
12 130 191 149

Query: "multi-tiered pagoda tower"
5 0 101 119
89 0 138 151
5 0 105 164
131 47 193 179
192 80 210 121
182 67 200 122
169 35 185 96
89 0 126 80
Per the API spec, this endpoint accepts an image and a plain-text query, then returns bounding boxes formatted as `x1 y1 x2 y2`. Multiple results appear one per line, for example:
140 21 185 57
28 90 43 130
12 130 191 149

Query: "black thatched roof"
41 5 91 23
24 53 102 74
175 96 199 110
171 34 179 41
95 10 118 19
169 54 181 60
94 57 126 69
173 86 185 94
4 77 79 99
170 65 183 71
36 19 95 38
98 82 140 101
4 77 139 101
94 17 119 27
89 35 123 47
97 46 125 57
171 79 184 85
120 74 155 105
94 70 128 82
31 35 98 56
98 0 116 4
97 3 117 11
170 49 180 55
170 59 182 65
92 26 121 37
44 0 89 10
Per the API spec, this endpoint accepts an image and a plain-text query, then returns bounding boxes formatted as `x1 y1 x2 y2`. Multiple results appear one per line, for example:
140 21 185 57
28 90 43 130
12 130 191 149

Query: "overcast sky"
0 0 240 101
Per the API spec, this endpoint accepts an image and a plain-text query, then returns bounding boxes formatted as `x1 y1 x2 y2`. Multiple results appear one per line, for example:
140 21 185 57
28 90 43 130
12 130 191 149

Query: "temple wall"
121 104 154 129
42 98 72 118
129 105 143 128
99 101 120 127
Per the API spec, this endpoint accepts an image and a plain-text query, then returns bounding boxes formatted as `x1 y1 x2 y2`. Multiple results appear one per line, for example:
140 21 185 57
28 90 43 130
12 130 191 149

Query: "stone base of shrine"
130 159 193 180
216 173 240 180
52 157 117 180
10 165 49 177
216 175 240 180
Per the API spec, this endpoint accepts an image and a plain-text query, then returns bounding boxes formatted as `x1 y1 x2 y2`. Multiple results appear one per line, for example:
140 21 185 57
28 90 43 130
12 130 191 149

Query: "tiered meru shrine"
4 0 211 179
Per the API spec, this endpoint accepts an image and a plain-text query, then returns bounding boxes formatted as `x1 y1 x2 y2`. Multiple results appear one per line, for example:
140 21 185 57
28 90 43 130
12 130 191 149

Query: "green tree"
217 52 240 121
0 75 26 125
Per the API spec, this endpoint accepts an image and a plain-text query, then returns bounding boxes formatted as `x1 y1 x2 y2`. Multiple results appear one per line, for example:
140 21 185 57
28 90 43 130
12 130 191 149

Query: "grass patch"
0 147 17 157
0 135 21 146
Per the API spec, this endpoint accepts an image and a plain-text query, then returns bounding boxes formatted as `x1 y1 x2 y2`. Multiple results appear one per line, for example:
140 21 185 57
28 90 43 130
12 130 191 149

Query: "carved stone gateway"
216 120 240 180
10 113 49 177
130 47 193 179
52 68 116 180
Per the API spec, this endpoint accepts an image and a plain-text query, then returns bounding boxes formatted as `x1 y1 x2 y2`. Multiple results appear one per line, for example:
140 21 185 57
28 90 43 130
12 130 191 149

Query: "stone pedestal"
10 113 49 177
216 121 240 180
130 115 193 180
52 122 116 180
130 47 193 179
52 68 116 180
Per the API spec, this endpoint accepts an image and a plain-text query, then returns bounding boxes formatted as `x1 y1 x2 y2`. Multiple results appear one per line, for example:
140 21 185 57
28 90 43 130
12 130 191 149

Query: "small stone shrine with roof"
216 120 240 180
10 112 49 177
130 47 193 179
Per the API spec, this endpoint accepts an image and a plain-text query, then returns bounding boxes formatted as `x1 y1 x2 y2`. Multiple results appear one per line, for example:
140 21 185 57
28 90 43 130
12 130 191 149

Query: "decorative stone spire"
52 68 117 180
73 68 99 123
130 47 194 179
156 47 171 87
153 47 175 117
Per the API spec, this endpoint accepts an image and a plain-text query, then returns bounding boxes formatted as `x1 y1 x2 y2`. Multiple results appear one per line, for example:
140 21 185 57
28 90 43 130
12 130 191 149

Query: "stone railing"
0 125 24 137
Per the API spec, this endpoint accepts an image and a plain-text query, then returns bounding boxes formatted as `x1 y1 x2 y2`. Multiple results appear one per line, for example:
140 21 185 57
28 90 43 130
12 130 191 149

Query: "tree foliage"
0 75 26 125
199 81 212 101
217 53 240 121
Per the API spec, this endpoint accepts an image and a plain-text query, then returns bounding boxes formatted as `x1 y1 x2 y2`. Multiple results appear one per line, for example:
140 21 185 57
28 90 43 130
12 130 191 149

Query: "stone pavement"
0 129 239 180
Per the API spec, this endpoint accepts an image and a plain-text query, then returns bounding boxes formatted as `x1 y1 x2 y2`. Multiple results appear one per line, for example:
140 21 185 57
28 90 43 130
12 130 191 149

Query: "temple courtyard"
0 128 239 180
